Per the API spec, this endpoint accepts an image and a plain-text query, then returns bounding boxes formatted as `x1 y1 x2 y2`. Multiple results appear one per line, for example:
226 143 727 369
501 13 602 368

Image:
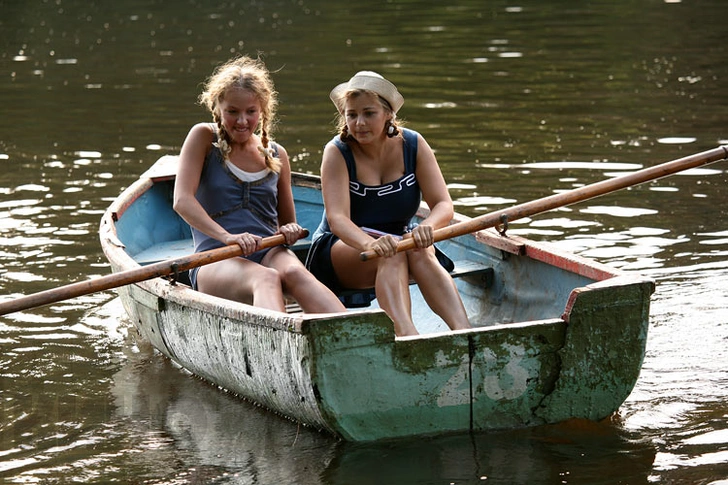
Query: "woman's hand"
224 232 262 255
366 234 400 258
409 224 434 249
278 222 305 246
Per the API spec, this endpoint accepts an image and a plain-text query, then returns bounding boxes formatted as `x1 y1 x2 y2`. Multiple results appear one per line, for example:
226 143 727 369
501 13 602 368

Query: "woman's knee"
254 265 283 289
407 248 439 271
374 252 409 283
374 252 402 271
278 261 311 287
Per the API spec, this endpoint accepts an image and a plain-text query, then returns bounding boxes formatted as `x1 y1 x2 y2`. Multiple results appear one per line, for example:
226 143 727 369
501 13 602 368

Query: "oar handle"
0 230 308 316
360 146 728 261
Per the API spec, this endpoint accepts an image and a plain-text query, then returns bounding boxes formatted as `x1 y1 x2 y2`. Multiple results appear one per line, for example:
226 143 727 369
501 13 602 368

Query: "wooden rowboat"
99 154 654 442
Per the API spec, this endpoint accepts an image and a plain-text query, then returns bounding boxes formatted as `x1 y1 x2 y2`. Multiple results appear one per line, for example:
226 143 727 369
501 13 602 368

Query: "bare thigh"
196 257 273 304
260 245 299 272
329 240 379 289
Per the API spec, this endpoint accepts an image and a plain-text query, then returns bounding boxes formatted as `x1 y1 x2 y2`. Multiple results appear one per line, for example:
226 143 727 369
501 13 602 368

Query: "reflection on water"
110 331 337 484
1 0 728 483
327 423 655 485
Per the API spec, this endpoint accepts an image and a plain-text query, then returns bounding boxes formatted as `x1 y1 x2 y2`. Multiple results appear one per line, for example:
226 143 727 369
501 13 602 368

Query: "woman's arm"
406 133 455 249
414 133 454 229
275 144 295 225
173 123 239 246
273 144 306 245
320 143 378 252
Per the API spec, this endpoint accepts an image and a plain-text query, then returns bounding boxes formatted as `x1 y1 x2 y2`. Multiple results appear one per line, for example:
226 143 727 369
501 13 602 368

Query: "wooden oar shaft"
0 231 305 316
361 145 728 261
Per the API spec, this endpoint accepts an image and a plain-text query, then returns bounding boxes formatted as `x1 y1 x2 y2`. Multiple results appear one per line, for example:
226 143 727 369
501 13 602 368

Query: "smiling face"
343 91 391 144
218 87 262 145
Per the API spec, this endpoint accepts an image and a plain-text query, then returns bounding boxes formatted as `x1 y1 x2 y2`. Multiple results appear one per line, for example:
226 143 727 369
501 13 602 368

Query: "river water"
1 0 727 483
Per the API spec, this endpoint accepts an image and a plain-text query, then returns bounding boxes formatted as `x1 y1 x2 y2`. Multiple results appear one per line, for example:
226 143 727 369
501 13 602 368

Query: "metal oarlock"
496 214 509 236
167 263 180 285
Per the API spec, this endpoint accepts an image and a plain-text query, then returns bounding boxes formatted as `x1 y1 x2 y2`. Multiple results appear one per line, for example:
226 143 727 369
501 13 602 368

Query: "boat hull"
100 156 653 441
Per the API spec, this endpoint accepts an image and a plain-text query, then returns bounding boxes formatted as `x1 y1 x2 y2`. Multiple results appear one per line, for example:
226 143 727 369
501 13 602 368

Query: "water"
1 0 728 483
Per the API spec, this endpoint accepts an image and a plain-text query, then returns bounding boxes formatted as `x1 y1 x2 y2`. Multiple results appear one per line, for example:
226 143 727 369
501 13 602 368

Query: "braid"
215 121 232 160
260 126 282 173
339 125 351 142
386 120 399 138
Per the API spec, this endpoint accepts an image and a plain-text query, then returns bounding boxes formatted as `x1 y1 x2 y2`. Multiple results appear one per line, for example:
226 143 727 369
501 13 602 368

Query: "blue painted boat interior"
114 181 192 261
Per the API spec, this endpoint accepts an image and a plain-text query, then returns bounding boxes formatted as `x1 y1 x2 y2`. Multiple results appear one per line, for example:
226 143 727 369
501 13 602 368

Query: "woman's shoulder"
400 127 420 142
321 137 349 168
324 134 349 155
325 133 346 147
187 122 216 140
178 123 217 167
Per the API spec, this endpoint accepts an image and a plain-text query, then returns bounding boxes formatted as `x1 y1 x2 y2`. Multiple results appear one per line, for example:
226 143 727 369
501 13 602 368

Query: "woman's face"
218 88 261 144
344 92 390 144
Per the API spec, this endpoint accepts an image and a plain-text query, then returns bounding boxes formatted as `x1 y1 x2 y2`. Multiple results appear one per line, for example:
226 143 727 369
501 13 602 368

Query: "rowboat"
98 154 655 441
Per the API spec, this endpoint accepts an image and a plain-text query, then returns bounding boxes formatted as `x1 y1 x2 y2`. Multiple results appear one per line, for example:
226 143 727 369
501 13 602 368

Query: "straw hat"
329 71 404 114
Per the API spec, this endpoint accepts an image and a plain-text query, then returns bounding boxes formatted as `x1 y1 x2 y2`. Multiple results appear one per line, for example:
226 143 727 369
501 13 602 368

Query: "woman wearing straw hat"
305 71 471 336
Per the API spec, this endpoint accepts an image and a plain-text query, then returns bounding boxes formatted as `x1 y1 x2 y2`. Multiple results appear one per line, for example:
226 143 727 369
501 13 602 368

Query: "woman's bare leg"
197 258 286 311
264 248 346 313
408 248 471 331
374 253 419 336
331 241 418 336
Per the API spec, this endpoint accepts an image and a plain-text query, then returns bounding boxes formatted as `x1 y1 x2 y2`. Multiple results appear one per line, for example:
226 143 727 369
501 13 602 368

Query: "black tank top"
327 128 421 236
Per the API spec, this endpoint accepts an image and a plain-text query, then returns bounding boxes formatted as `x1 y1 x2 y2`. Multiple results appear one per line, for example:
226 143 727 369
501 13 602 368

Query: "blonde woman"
173 56 345 313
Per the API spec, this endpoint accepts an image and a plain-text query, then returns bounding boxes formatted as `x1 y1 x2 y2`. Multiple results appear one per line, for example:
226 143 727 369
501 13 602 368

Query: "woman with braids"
173 56 345 313
306 71 471 336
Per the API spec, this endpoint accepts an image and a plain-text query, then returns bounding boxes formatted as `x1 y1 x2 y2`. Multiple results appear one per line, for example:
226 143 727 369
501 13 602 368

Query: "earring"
387 121 396 136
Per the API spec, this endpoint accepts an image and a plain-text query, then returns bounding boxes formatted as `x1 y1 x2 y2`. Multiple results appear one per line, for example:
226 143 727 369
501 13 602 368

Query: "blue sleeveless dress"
305 128 422 295
188 137 280 290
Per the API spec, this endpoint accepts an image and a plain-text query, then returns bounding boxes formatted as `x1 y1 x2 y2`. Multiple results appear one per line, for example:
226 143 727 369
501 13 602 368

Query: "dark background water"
1 0 727 483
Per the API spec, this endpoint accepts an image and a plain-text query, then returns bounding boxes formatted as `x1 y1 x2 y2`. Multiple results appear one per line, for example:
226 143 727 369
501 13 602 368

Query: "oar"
360 145 728 261
0 231 307 316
